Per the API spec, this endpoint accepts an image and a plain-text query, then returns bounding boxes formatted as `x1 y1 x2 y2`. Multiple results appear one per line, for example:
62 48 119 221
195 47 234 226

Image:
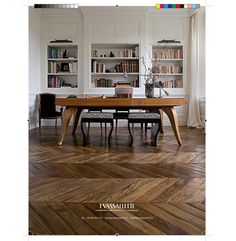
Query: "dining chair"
128 112 161 146
84 95 106 134
114 86 133 132
38 93 63 128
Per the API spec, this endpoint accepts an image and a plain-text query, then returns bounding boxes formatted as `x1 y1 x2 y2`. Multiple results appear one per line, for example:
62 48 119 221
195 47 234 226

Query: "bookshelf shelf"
152 44 184 89
154 73 183 76
90 43 140 88
91 57 140 61
91 73 139 75
152 58 183 61
48 73 78 76
48 58 78 61
47 45 78 89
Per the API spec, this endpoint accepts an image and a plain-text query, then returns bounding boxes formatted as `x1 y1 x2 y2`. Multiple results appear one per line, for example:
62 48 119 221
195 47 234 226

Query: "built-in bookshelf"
47 45 78 88
152 44 183 89
90 44 140 88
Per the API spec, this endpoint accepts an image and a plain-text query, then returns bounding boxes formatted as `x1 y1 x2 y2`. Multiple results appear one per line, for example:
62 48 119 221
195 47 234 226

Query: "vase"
145 83 154 98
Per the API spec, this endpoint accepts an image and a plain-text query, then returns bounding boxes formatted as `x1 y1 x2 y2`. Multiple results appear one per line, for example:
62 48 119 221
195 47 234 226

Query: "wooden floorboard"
29 126 205 235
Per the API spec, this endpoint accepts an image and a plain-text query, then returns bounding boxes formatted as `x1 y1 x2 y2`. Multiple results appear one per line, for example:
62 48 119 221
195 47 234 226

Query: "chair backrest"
115 86 133 98
39 93 56 117
84 95 105 111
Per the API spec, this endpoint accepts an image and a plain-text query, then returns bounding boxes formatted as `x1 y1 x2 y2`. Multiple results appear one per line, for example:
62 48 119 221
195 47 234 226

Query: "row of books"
93 78 140 88
48 76 78 88
92 61 139 73
162 79 183 88
92 61 106 73
48 48 77 59
153 48 183 59
114 61 139 73
114 80 139 88
48 62 78 73
152 65 183 74
91 47 139 58
48 48 67 59
94 78 114 87
130 78 139 87
48 76 65 88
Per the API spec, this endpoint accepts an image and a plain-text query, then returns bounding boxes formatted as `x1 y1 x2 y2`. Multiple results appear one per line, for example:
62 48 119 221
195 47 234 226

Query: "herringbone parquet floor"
29 126 205 235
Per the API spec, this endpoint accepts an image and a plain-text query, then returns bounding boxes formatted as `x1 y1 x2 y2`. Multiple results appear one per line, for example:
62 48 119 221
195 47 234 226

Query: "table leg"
158 109 164 134
72 108 82 134
58 107 78 146
162 106 182 146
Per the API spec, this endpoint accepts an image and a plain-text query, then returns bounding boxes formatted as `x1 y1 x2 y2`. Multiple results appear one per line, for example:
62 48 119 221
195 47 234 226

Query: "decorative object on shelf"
157 39 180 43
61 63 69 72
50 39 73 43
109 51 115 57
63 50 67 58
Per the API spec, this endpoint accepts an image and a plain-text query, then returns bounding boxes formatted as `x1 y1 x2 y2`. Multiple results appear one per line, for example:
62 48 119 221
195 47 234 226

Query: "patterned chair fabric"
128 112 161 147
80 112 114 147
128 113 160 119
81 112 113 119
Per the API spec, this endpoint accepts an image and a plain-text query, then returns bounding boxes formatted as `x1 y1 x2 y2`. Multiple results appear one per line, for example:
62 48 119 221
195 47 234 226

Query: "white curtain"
187 7 205 127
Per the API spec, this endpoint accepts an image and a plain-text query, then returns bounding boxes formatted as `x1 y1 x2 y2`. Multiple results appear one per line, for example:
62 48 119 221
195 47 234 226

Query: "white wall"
81 7 147 96
29 8 41 129
148 12 190 126
40 9 83 96
29 7 197 127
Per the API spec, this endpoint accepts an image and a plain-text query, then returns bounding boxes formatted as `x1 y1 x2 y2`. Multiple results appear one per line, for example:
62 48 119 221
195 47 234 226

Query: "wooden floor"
29 126 205 235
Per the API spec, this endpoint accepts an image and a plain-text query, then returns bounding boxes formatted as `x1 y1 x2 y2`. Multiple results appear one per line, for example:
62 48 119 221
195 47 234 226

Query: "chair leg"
100 123 103 135
81 121 88 146
115 118 118 133
55 118 57 127
39 118 41 128
88 123 90 134
145 123 148 133
128 122 133 146
108 121 113 147
151 122 160 147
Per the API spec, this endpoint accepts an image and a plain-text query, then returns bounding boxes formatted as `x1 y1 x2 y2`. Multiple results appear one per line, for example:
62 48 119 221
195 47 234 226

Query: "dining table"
55 97 186 146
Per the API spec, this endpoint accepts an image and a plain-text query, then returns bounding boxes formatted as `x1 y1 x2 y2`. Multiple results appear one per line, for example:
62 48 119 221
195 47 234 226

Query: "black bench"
128 112 161 146
80 112 114 147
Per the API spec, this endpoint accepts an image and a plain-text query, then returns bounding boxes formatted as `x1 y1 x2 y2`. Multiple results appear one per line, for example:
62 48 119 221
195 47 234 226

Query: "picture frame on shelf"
61 63 69 72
